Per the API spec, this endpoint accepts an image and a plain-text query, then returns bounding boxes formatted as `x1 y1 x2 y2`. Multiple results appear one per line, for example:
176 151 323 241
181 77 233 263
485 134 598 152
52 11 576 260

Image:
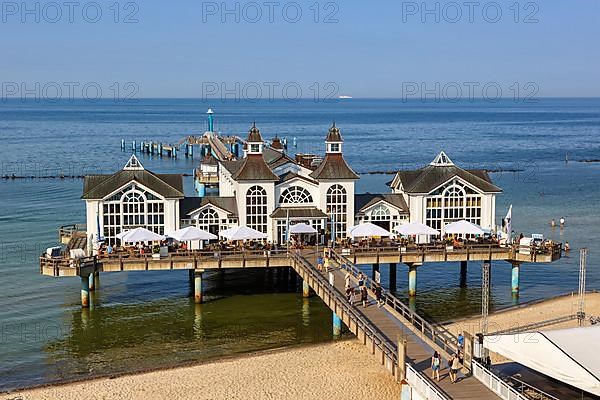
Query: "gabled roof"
309 153 359 180
82 167 184 200
277 172 318 186
355 193 409 213
395 165 501 194
232 154 279 181
180 196 238 217
221 159 245 175
263 147 295 168
391 152 501 194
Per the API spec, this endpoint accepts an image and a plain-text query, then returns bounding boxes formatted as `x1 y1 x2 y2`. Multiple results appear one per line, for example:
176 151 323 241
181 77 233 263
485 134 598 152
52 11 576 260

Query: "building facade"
82 128 502 247
82 155 184 247
388 151 502 232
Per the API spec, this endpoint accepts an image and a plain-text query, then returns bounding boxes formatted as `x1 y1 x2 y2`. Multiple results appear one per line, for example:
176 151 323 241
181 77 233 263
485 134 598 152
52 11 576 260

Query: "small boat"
338 95 353 99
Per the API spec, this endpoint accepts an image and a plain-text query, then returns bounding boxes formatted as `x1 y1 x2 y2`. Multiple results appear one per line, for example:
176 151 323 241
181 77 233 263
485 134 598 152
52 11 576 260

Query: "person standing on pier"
361 286 368 308
431 351 441 382
449 354 461 383
375 284 383 308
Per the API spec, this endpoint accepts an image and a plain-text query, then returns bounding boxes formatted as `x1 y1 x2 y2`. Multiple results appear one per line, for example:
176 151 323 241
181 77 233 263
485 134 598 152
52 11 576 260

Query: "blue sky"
1 0 599 98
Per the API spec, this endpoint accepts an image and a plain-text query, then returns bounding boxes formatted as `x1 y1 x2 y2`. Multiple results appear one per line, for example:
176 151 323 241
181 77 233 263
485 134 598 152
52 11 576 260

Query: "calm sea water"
1 98 599 391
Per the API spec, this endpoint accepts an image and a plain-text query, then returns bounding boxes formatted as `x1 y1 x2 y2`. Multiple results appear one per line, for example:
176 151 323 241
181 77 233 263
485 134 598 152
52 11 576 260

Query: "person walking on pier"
449 354 461 383
431 351 441 382
361 285 368 308
374 284 383 308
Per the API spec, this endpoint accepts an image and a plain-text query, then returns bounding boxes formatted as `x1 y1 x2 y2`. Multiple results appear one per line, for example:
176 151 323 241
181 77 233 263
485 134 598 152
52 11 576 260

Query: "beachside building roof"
355 193 409 214
180 196 238 217
82 155 184 200
390 151 501 194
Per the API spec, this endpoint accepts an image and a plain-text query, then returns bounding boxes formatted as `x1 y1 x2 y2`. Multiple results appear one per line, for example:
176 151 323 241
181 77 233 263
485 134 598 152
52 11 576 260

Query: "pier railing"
338 242 562 263
58 224 86 244
291 254 450 400
331 250 460 358
471 361 562 400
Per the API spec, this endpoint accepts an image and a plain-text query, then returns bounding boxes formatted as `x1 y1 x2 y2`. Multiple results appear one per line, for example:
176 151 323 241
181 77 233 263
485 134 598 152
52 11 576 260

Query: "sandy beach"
445 291 600 337
3 341 400 400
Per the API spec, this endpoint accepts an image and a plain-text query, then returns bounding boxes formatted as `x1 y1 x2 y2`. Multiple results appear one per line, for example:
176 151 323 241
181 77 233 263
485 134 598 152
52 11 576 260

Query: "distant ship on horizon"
338 95 353 99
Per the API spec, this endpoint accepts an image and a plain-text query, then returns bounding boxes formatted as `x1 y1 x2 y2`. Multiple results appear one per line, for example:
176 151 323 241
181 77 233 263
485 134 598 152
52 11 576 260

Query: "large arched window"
122 191 145 228
326 184 347 239
279 186 313 205
426 180 481 231
197 208 220 236
370 204 390 221
246 185 268 233
102 184 165 245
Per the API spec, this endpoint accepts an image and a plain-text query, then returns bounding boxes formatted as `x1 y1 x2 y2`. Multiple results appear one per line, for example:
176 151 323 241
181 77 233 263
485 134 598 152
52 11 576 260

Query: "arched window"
102 184 165 246
425 180 481 231
122 191 146 228
443 185 465 221
326 184 347 239
246 185 268 233
370 204 390 221
197 208 220 236
279 186 313 205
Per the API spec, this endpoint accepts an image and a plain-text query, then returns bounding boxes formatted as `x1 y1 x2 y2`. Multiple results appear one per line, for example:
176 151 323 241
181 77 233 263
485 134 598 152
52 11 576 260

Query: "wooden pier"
39 226 564 399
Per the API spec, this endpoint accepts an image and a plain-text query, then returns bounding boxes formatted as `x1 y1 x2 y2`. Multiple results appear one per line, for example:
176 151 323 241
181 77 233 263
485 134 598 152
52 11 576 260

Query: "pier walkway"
290 250 504 400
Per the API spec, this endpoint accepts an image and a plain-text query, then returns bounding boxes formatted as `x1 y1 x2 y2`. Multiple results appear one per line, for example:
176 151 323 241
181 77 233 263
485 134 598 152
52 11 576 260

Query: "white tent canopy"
289 223 317 234
116 227 165 243
348 223 392 238
220 226 267 241
484 326 600 396
443 220 485 235
166 226 217 242
395 222 440 236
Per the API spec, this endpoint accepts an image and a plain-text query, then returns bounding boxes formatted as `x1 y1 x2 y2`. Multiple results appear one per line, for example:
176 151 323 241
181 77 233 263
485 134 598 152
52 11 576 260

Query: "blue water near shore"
1 98 599 391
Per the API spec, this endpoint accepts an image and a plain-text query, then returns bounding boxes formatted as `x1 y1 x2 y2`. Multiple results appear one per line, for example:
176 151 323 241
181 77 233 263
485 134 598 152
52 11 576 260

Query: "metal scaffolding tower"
578 248 588 326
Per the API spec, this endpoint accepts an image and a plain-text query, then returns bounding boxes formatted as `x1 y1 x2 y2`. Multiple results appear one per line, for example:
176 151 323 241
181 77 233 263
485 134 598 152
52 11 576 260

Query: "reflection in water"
302 298 310 327
42 269 332 387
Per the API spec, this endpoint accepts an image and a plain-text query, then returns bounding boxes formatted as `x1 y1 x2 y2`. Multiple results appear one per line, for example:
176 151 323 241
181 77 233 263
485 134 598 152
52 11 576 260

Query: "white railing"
472 361 528 400
406 364 450 400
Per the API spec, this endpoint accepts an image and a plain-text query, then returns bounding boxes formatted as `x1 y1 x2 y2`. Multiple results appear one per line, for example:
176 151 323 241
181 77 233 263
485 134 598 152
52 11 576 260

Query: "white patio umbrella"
443 220 485 235
348 223 392 238
116 227 165 243
219 226 267 241
167 226 217 242
289 223 317 234
395 222 440 236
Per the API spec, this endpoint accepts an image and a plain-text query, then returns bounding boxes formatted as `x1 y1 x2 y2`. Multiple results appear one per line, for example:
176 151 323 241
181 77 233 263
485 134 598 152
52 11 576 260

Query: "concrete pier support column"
332 312 342 338
511 262 521 294
302 280 310 298
408 264 417 297
81 275 90 308
389 263 397 290
194 270 204 304
372 263 380 281
460 261 468 288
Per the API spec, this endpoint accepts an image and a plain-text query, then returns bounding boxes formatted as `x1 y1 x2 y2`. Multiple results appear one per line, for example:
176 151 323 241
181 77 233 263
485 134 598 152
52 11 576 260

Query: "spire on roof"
326 122 343 143
247 122 263 143
325 122 343 153
123 154 144 171
430 151 454 167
